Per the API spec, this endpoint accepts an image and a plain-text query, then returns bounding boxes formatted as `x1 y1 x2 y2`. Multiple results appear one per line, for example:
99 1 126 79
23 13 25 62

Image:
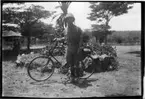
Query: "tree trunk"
95 36 100 45
104 18 110 44
104 36 107 44
27 36 31 52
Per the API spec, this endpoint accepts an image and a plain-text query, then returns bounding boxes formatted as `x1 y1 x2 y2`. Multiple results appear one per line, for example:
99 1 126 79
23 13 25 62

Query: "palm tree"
52 2 71 31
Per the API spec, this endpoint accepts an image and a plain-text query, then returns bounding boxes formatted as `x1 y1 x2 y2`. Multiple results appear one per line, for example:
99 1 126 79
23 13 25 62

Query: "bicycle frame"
45 39 65 67
28 41 95 82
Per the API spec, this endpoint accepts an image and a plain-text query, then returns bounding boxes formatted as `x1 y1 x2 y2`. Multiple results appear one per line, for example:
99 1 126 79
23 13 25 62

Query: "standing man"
64 13 83 82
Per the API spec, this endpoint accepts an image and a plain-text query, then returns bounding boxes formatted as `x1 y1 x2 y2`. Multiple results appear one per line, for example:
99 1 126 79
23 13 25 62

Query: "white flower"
109 65 113 69
16 55 22 63
99 54 108 59
30 52 34 54
16 59 21 63
21 54 25 56
91 54 99 59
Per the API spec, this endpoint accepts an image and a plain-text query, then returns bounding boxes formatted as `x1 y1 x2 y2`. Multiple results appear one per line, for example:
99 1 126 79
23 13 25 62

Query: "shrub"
15 53 40 68
60 42 119 74
84 40 118 72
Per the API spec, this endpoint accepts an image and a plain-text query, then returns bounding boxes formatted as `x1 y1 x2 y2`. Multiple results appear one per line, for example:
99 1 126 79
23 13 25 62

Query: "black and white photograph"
2 1 141 98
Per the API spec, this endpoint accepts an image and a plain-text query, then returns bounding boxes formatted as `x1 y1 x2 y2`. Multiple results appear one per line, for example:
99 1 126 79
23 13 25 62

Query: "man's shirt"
65 24 82 46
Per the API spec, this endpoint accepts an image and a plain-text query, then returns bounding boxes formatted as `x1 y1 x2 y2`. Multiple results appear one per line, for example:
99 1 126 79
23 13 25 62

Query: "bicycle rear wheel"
27 56 54 82
79 55 95 79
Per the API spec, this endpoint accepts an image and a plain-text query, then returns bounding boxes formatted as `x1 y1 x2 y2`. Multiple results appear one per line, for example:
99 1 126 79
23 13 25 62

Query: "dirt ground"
2 45 141 97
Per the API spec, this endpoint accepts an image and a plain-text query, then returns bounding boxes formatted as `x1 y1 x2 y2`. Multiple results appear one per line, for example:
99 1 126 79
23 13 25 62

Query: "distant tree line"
87 2 134 44
83 30 141 45
107 31 141 45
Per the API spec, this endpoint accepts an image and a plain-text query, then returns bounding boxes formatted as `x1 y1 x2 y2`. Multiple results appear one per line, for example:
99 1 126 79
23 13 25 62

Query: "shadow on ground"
30 78 98 89
2 48 42 61
2 50 18 61
105 93 127 97
72 78 98 88
126 51 141 57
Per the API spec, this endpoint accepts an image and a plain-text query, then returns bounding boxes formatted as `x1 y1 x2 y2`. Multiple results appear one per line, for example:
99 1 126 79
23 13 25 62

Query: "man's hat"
65 13 75 21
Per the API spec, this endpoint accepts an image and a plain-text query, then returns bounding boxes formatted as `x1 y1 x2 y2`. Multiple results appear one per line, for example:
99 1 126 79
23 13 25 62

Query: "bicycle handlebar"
43 37 66 55
52 37 65 42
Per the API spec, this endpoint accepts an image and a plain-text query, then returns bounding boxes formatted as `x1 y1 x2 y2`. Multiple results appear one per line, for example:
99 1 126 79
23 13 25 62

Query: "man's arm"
77 27 83 53
79 33 83 48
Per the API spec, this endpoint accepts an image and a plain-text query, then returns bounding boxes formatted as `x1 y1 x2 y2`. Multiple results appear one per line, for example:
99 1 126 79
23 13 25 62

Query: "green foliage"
107 31 141 44
85 39 119 71
92 24 111 31
114 36 124 44
88 40 117 57
3 4 51 26
16 53 40 68
91 30 113 44
82 32 90 43
2 3 53 50
52 2 71 30
88 2 133 44
88 2 133 23
17 5 52 37
31 22 54 38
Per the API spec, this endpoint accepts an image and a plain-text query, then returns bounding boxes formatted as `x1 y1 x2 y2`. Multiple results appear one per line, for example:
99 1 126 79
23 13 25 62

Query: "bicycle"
27 37 95 82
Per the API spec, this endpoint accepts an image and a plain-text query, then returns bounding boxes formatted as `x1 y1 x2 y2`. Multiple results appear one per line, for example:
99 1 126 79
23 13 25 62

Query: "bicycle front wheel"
27 56 54 82
79 55 95 79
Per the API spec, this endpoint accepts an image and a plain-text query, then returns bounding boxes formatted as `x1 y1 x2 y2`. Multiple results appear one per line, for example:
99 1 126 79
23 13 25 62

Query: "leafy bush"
88 41 117 57
84 39 119 72
60 36 119 73
15 53 40 68
40 43 66 56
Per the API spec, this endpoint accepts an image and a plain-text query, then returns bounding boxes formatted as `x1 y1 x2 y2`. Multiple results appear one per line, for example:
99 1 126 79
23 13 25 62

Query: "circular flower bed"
85 43 119 72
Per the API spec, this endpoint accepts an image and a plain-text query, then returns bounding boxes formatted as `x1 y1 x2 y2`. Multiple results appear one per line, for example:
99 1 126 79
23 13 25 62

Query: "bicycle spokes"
28 56 54 82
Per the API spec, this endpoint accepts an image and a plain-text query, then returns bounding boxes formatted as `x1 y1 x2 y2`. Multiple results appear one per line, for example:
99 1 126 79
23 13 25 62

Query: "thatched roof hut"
2 30 21 37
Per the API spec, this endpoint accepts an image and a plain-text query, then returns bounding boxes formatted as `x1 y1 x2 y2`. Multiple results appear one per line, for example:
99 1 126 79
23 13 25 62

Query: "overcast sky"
4 2 141 31
36 2 141 31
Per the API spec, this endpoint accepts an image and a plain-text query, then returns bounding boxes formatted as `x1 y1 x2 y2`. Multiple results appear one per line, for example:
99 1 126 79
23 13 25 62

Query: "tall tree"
88 2 133 44
2 3 53 51
30 22 54 38
91 24 113 44
52 2 71 31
